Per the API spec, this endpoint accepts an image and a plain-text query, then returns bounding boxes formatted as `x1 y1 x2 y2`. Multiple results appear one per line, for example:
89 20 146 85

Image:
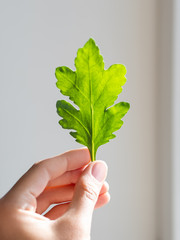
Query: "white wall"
156 0 173 239
172 0 180 239
0 1 157 239
156 0 180 239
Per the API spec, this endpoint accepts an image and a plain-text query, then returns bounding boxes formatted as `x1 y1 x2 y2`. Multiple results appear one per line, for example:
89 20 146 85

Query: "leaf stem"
88 43 96 162
89 145 95 162
91 107 95 161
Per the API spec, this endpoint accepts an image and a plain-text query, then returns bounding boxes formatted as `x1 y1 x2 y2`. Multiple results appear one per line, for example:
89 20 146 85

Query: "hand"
0 148 110 240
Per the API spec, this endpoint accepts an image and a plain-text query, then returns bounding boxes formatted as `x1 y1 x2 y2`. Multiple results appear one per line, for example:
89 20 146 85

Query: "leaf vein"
63 108 91 138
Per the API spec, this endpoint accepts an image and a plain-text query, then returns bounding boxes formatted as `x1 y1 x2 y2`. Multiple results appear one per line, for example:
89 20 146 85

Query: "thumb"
68 160 107 223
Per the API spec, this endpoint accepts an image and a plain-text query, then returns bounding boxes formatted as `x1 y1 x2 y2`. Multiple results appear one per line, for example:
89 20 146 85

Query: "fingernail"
91 161 107 182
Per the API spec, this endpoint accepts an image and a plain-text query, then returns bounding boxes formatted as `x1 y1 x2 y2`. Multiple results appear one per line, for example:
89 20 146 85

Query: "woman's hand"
0 148 110 240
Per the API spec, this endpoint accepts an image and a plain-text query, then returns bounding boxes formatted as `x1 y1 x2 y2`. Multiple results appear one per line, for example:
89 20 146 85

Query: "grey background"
0 0 159 239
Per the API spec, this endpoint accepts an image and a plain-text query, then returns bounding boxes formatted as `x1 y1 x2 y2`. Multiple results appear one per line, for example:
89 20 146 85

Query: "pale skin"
0 148 110 240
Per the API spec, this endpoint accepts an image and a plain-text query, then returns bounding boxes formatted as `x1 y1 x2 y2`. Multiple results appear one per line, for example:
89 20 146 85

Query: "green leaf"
55 38 130 161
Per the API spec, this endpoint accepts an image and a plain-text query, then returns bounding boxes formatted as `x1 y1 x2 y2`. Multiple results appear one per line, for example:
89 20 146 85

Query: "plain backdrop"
0 0 158 239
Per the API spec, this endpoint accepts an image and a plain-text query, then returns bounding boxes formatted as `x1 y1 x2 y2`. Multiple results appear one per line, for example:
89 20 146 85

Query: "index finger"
5 148 90 209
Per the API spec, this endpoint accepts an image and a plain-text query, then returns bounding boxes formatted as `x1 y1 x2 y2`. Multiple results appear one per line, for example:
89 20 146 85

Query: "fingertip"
91 160 108 182
95 192 111 209
100 181 109 194
106 192 111 203
68 148 91 164
93 160 108 172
